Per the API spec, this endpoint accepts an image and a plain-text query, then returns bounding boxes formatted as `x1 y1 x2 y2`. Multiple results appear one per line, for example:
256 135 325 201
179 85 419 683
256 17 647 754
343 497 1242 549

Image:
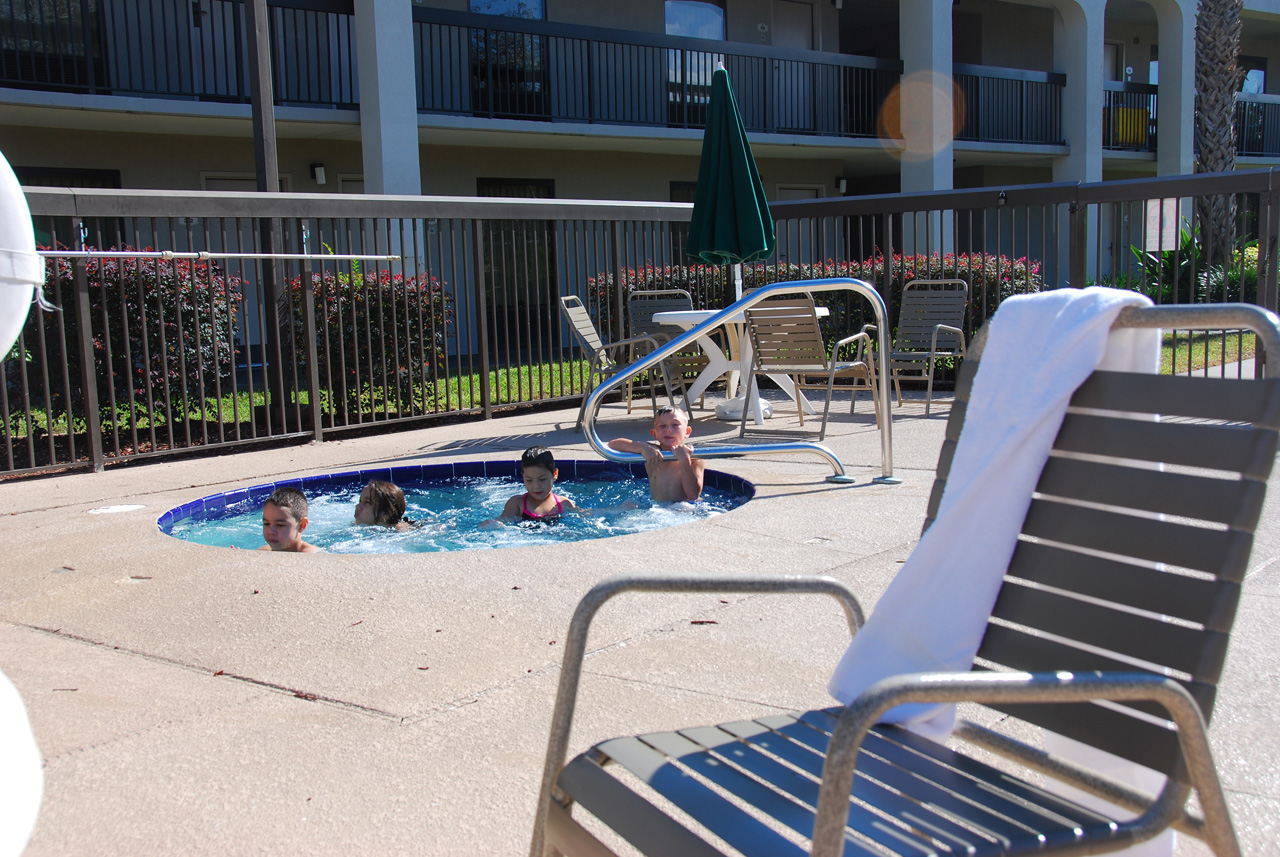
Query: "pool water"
159 460 753 554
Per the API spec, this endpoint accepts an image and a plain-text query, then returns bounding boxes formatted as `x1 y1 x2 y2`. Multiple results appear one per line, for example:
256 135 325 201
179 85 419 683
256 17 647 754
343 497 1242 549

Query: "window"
469 0 543 18
1240 56 1266 94
665 0 725 39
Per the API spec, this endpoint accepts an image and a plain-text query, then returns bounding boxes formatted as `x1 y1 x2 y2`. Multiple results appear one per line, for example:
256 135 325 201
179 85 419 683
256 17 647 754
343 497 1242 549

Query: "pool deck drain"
2 394 1278 855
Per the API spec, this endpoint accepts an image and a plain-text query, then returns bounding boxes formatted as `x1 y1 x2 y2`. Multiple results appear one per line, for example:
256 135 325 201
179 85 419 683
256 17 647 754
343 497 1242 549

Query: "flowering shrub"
10 247 243 421
287 268 453 416
589 251 1044 334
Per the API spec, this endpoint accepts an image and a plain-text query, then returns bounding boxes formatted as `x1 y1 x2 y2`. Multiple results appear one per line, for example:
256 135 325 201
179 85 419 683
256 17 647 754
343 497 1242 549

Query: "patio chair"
629 288 730 410
739 294 879 440
874 278 968 415
559 295 676 431
531 302 1280 857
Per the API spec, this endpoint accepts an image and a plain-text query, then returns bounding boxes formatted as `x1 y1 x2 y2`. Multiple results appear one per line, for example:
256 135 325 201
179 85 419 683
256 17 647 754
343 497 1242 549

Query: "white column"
1051 0 1105 184
354 0 421 195
898 0 954 194
1150 0 1195 176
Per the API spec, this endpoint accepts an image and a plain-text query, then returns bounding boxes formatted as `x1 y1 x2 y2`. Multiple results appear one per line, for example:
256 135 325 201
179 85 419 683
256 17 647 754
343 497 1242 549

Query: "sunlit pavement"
1 388 1276 855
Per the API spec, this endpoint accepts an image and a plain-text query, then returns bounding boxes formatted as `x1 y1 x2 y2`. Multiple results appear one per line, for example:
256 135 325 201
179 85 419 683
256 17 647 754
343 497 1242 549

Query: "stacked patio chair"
628 288 729 410
871 278 968 415
739 293 879 440
559 295 678 431
531 301 1279 857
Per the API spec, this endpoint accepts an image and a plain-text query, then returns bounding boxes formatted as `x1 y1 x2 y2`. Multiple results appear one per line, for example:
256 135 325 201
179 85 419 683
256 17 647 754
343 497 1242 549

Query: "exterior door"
771 0 814 131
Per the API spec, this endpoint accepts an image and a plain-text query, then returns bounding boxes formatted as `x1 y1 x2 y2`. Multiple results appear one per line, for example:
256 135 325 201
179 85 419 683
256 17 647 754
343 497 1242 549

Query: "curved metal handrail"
580 278 895 483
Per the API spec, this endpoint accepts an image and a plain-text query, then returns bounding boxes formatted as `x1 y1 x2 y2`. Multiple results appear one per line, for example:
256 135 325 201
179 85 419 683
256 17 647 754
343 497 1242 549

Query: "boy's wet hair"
265 486 308 522
653 405 689 425
363 480 406 527
520 446 557 474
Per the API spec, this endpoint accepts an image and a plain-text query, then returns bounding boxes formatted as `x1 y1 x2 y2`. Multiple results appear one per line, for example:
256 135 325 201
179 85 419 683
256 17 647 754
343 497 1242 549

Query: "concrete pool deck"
2 392 1278 855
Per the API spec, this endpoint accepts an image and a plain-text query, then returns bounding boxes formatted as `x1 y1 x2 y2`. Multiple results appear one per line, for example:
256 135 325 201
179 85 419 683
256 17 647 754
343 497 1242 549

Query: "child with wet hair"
354 480 414 531
258 486 320 552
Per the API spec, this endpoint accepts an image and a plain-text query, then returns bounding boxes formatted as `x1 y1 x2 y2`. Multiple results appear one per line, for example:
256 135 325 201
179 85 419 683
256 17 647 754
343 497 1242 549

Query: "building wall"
419 145 844 201
974 0 1056 71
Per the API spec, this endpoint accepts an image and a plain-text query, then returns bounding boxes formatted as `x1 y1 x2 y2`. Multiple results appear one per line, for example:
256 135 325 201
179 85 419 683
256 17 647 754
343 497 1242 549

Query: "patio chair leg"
925 356 935 416
795 375 804 428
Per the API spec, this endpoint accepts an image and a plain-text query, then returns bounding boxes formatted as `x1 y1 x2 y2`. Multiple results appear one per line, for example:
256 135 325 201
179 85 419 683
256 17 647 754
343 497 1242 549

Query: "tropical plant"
1195 0 1246 261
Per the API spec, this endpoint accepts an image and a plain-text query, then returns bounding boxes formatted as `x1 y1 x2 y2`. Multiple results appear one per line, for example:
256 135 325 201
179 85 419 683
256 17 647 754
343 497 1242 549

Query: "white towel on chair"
828 286 1158 739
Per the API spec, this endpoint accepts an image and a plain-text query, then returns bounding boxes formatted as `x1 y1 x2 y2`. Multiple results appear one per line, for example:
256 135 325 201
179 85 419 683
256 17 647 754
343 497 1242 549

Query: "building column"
1051 0 1105 184
1150 0 1195 176
354 0 420 195
898 0 955 194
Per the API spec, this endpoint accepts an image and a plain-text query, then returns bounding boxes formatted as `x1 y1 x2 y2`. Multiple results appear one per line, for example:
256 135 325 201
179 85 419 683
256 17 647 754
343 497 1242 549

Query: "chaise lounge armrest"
812 670 1239 857
531 573 864 857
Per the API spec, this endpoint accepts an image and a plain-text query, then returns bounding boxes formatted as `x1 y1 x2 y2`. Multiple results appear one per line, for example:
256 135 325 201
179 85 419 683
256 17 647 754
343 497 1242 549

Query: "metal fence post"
1257 180 1279 377
73 259 104 472
300 260 323 441
473 220 493 419
611 221 626 341
1068 197 1087 288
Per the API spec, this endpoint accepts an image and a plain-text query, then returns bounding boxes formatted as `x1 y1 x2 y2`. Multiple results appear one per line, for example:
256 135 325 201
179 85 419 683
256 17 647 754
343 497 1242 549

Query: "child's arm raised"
608 437 662 464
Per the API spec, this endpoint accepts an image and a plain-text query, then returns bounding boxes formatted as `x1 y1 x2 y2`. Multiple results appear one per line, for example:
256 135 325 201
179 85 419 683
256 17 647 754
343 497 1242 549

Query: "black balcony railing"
954 64 1065 145
1236 94 1280 157
1103 81 1157 152
0 0 357 105
412 8 899 138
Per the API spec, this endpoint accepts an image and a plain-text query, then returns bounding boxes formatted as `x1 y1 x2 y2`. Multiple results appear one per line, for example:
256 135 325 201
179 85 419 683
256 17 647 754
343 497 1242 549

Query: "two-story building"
2 0 1279 204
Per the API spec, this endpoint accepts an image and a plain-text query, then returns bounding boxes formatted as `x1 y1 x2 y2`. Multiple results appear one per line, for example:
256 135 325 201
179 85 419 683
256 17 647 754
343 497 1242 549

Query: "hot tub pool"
158 459 753 553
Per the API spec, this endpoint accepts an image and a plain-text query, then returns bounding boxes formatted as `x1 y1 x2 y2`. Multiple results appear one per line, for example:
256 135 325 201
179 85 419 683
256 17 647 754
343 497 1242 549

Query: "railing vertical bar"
73 258 104 471
300 257 322 442
473 219 493 419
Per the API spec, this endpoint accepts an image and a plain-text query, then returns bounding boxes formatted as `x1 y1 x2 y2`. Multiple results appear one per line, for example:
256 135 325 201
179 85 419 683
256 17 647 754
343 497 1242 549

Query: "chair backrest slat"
1005 540 1242 630
560 296 606 354
923 310 1280 781
628 289 695 340
894 280 968 353
744 296 830 372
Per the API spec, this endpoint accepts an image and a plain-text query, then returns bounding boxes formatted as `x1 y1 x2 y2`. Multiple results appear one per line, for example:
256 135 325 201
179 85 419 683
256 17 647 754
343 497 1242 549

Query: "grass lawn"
1161 331 1256 374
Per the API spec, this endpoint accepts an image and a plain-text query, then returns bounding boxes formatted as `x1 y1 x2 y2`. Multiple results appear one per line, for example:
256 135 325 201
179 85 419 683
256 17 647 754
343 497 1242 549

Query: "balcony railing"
412 8 899 138
1236 94 1280 157
1103 81 1157 152
0 0 357 106
954 64 1065 145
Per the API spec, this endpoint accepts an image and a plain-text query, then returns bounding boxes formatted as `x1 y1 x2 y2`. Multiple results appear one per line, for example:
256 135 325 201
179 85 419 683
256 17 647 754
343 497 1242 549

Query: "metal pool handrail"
581 278 896 483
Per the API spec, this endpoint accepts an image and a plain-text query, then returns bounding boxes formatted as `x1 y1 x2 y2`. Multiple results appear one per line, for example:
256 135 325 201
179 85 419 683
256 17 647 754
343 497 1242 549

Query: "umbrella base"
715 395 774 423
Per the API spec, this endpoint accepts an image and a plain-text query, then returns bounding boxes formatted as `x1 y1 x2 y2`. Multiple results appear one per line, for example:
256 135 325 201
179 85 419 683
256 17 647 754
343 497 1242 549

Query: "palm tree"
1194 0 1245 267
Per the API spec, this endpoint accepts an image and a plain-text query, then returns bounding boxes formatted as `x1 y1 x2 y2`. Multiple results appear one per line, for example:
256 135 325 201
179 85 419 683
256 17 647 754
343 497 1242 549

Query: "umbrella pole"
733 263 742 302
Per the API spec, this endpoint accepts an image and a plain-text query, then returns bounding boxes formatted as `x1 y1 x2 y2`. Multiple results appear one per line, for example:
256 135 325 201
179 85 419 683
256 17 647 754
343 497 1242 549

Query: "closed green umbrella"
687 66 776 301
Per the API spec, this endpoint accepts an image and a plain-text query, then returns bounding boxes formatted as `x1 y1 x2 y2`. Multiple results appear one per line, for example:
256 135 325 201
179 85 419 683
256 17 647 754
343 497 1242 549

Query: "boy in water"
608 405 705 503
258 486 320 552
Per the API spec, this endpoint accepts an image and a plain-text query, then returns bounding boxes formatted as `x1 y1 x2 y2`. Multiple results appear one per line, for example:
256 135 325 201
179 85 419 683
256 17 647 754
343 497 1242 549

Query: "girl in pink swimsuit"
493 446 579 525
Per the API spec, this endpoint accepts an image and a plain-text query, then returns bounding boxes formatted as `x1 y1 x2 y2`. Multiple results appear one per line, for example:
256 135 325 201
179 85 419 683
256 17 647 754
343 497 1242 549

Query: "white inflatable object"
0 149 41 358
0 670 42 856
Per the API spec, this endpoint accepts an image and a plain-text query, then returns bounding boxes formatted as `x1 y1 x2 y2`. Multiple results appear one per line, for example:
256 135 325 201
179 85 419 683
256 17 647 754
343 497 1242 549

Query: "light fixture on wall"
310 163 326 185
836 177 847 194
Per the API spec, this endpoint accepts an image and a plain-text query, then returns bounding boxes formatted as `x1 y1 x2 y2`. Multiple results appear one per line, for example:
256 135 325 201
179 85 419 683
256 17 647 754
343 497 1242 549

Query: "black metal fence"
0 0 357 105
955 64 1064 145
6 169 1277 477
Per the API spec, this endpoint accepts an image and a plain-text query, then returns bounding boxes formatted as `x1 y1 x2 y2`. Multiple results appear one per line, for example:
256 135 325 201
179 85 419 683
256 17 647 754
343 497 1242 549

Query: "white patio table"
653 306 829 424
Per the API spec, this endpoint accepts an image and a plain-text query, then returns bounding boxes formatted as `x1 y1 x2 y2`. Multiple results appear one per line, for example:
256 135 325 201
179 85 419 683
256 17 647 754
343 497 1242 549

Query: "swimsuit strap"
521 492 563 520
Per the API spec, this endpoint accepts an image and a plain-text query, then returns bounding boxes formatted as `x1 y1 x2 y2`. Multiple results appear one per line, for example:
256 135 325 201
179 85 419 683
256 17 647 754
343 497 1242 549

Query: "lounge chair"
560 295 676 431
739 294 879 440
531 301 1279 857
873 278 968 415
